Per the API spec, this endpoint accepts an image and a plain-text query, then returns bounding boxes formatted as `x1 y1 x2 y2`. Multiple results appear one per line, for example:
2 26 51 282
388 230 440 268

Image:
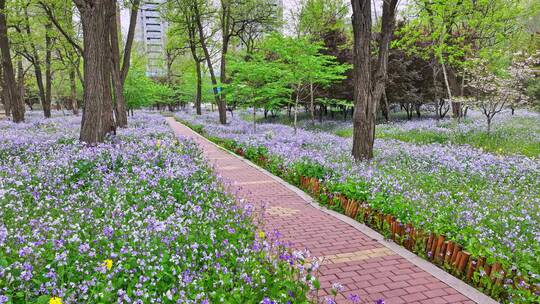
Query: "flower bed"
0 113 314 303
322 110 540 157
176 110 540 303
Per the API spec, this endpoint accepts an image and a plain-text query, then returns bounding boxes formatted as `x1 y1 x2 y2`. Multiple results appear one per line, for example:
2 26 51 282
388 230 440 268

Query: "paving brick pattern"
167 118 476 304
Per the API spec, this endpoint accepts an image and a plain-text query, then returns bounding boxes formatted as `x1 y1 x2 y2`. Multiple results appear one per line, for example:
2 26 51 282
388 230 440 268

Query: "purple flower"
0 225 6 246
0 295 8 304
348 294 360 303
103 226 114 239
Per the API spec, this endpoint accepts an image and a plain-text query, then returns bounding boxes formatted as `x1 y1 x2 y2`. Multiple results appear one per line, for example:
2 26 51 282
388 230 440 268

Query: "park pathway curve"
166 117 495 304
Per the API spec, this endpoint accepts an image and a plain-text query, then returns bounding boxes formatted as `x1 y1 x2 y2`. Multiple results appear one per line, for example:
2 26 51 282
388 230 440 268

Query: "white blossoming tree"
464 56 535 133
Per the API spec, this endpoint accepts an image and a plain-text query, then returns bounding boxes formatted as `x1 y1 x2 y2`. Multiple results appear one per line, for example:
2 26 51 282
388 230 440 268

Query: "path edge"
166 117 499 304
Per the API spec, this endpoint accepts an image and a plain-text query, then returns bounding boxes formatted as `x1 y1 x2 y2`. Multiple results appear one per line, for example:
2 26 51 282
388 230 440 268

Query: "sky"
120 0 410 40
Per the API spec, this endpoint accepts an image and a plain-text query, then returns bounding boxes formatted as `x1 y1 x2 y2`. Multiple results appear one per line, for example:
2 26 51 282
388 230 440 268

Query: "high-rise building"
134 2 167 77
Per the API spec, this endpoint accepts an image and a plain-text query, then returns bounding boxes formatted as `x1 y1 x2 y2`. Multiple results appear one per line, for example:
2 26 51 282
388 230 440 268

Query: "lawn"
0 112 313 304
177 110 540 303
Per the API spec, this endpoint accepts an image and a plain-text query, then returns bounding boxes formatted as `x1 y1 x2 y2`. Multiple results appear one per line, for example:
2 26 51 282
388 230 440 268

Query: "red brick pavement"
166 118 477 304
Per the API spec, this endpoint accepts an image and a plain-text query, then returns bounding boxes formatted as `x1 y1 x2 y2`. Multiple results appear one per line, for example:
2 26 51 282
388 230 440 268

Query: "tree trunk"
218 35 229 124
287 104 291 119
194 1 223 123
351 0 397 160
77 1 114 143
351 0 374 160
293 86 299 135
0 8 24 122
44 23 52 118
195 60 202 115
108 1 128 127
381 89 390 121
17 58 25 110
441 62 461 118
252 106 256 132
310 81 315 125
0 62 10 116
70 67 78 115
101 39 115 136
24 7 48 118
217 1 231 125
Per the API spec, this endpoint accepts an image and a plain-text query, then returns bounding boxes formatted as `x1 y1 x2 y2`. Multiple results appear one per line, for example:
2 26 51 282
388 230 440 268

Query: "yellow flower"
103 259 113 270
258 231 266 239
49 297 62 304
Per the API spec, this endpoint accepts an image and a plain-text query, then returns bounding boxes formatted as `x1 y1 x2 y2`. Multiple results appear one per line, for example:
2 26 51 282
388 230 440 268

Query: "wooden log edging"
296 174 536 302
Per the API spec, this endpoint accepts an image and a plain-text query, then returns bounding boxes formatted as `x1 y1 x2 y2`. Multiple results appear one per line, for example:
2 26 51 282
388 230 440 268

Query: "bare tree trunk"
351 2 375 162
193 1 223 122
195 59 202 115
44 23 52 117
23 7 48 118
351 0 397 160
293 85 300 135
370 0 398 108
101 47 115 136
70 67 78 115
218 36 229 124
77 1 113 143
217 1 231 125
108 1 127 127
381 88 390 121
310 81 315 125
252 106 256 132
0 62 10 116
120 0 139 84
441 62 461 118
0 1 24 122
17 58 25 106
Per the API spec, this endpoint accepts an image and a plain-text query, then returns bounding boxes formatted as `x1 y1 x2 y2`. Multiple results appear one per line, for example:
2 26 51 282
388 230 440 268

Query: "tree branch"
39 1 83 57
120 0 140 84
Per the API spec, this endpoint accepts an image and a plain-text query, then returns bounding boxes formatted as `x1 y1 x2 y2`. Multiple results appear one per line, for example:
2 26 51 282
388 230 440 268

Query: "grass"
246 109 540 157
332 116 540 157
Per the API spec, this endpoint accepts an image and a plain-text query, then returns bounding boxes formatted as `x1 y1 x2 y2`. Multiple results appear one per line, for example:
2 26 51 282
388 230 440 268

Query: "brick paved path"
167 118 482 304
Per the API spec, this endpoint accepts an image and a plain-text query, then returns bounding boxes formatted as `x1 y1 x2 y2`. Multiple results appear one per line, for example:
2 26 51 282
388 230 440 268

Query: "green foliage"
395 0 534 69
298 0 349 39
174 61 215 105
123 68 174 109
228 51 292 111
228 33 350 112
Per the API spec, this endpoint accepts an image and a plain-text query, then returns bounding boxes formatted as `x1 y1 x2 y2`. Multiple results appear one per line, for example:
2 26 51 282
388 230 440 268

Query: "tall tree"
0 0 25 122
73 0 114 143
44 22 52 117
217 0 279 124
163 0 206 115
350 0 398 160
109 0 139 127
192 0 222 116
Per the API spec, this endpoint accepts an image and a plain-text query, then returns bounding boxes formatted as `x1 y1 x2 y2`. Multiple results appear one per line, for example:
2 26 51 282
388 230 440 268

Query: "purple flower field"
0 112 316 303
176 110 540 301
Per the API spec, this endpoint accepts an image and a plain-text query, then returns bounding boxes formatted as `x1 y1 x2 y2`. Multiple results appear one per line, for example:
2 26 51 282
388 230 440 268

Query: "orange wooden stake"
451 244 462 267
457 251 470 274
444 241 455 264
433 235 445 264
466 258 476 281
